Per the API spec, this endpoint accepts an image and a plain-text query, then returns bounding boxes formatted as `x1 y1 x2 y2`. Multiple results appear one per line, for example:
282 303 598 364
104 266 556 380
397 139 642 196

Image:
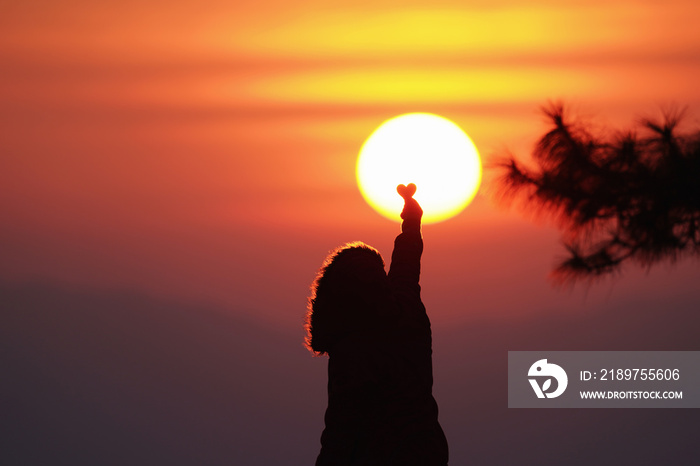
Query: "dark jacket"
316 221 448 466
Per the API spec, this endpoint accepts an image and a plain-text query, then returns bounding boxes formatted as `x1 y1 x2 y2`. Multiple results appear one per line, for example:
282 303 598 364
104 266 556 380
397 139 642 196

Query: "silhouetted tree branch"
495 103 700 283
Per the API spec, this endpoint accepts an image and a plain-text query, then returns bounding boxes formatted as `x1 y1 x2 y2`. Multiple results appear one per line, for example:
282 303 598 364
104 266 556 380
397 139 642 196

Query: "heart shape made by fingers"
397 183 417 199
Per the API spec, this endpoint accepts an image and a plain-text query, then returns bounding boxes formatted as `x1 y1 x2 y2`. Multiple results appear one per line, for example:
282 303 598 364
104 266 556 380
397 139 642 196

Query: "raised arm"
388 184 424 293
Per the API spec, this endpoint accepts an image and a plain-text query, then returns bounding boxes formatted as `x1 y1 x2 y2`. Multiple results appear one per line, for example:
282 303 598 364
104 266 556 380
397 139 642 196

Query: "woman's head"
305 242 388 355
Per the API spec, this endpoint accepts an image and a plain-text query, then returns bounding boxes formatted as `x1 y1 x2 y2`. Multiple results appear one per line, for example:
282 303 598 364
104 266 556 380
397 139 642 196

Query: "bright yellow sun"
356 113 482 224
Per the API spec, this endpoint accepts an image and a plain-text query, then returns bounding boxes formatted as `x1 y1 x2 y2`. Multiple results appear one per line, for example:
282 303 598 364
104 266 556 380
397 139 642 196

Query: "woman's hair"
305 242 386 355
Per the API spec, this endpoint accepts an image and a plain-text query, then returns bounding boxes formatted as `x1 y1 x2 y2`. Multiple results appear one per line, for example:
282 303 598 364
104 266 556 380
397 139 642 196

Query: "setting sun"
356 113 482 223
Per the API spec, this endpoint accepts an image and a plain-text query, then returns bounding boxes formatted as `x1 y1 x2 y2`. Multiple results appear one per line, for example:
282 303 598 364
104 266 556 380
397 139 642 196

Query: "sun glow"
356 113 482 224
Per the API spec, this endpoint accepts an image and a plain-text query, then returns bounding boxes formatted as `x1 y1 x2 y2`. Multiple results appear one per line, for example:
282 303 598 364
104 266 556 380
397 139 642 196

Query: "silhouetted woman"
306 184 448 466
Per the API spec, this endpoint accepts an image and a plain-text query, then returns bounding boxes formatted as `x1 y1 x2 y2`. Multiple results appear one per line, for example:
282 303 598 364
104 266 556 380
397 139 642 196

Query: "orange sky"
2 0 700 329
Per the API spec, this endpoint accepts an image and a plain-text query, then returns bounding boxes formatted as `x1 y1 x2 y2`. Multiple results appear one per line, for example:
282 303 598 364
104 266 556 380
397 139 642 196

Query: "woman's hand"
396 183 423 223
